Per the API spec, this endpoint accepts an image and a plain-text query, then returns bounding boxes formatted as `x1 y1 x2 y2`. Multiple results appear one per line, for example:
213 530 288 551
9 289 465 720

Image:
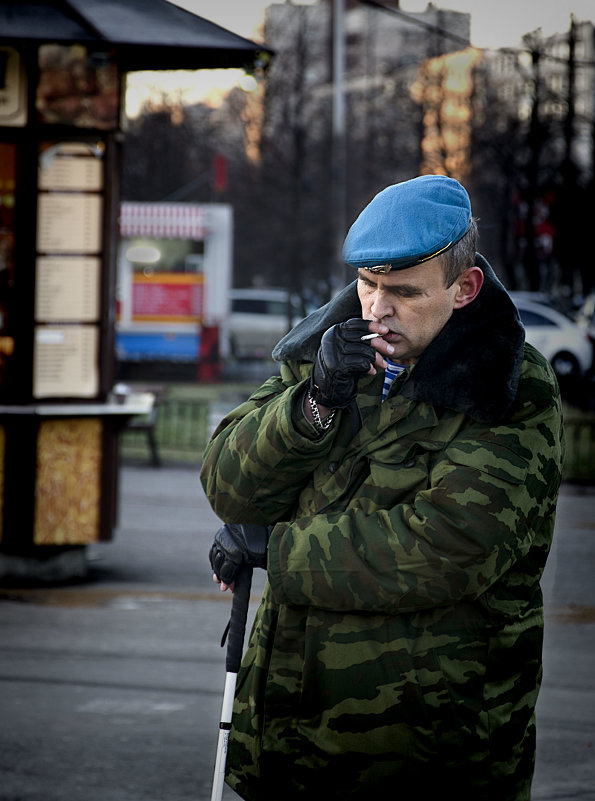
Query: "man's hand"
311 318 385 409
210 523 269 590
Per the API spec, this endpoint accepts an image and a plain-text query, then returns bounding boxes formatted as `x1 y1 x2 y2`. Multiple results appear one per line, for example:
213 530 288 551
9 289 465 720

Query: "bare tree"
469 18 595 299
121 102 220 202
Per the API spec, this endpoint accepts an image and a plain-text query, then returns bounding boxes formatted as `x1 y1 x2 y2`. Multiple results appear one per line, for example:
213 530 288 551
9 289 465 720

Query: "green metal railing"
120 398 210 464
563 413 595 483
121 398 595 482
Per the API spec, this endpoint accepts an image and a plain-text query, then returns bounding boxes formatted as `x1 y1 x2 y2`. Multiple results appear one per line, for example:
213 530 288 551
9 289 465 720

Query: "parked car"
228 288 310 360
510 294 593 377
574 292 595 343
505 291 568 314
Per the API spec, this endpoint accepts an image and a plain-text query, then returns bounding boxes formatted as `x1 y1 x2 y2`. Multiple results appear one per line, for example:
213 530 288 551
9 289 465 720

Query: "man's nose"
370 290 394 320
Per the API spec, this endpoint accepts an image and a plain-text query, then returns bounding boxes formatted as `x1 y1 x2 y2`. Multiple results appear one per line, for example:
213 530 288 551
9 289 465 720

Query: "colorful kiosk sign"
116 201 231 364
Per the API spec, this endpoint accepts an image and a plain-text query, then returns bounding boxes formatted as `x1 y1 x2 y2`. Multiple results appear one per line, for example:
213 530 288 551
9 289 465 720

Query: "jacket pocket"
366 444 435 502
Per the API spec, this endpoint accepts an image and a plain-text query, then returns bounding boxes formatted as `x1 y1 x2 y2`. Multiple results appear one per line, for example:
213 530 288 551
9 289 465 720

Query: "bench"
123 387 165 466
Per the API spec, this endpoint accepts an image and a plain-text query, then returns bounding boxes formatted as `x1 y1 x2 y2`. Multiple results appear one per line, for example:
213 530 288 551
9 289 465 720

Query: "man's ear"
453 267 484 309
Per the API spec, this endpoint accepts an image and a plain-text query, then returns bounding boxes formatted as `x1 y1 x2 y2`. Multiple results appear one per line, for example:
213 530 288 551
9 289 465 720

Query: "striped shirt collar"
382 359 407 401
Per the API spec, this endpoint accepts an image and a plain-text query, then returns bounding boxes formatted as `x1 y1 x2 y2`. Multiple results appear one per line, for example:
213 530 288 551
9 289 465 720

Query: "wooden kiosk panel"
34 418 102 545
0 425 4 543
0 142 17 394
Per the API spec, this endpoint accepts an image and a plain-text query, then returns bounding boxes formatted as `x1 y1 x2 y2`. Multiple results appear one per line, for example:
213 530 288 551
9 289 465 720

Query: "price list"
37 193 102 254
33 326 98 399
35 256 100 322
38 143 103 192
34 142 104 398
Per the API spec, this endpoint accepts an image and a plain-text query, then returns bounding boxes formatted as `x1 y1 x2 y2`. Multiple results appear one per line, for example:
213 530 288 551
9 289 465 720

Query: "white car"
510 294 593 377
228 288 308 360
574 293 595 345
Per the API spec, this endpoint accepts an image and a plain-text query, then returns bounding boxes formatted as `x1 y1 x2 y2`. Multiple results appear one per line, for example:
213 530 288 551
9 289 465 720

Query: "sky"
125 0 595 115
172 0 595 48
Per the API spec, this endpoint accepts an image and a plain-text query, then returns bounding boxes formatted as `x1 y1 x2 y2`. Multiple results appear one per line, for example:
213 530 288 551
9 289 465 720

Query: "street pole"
331 0 348 294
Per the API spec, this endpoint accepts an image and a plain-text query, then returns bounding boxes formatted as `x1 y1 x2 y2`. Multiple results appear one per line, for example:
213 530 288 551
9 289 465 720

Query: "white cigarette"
361 332 381 341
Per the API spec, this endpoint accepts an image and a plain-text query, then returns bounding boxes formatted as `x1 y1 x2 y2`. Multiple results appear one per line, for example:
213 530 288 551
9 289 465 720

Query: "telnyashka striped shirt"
382 359 407 401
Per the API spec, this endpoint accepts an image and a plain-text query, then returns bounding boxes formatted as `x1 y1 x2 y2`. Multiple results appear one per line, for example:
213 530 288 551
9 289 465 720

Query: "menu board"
34 141 104 399
35 256 100 322
37 141 104 255
37 193 102 254
33 325 98 399
38 142 104 192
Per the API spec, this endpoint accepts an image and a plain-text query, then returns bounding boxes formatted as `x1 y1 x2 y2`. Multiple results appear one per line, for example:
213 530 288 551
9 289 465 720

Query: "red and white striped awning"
119 202 207 239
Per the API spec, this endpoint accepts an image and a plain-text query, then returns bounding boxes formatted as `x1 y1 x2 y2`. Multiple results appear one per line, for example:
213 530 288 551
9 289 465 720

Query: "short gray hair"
441 218 479 287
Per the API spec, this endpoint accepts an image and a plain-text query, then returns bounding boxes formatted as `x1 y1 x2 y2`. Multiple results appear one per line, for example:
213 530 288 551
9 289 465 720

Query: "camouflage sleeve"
199 361 337 524
267 367 565 614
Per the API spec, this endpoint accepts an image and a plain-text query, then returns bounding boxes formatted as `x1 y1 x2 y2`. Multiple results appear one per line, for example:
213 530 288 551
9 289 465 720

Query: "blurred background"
113 0 595 482
117 0 595 382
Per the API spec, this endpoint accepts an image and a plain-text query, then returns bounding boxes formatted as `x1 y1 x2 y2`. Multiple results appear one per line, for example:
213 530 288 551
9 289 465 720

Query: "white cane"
211 565 252 801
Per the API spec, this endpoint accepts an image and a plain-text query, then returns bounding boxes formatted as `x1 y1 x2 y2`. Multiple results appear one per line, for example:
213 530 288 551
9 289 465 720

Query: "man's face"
357 259 465 366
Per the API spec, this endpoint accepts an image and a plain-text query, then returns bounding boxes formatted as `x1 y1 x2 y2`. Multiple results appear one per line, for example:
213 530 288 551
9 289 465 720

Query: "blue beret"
342 175 472 272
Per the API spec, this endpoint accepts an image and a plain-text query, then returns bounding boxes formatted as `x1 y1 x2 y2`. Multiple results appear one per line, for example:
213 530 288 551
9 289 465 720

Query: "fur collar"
272 254 525 424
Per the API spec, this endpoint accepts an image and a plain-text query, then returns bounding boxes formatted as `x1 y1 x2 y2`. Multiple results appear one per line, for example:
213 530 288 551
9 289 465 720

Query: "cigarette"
361 332 382 341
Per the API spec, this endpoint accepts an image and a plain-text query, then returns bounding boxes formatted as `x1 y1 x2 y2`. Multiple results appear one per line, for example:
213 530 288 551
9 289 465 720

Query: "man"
201 175 565 801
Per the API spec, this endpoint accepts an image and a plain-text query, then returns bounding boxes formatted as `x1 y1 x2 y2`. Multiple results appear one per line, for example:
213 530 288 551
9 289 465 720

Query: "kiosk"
0 0 269 579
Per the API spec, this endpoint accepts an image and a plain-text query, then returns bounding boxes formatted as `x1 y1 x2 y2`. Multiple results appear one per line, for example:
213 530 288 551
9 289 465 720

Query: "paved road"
0 466 593 801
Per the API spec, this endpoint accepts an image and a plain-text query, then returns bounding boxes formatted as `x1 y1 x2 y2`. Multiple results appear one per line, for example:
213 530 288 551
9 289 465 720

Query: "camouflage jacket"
200 256 565 801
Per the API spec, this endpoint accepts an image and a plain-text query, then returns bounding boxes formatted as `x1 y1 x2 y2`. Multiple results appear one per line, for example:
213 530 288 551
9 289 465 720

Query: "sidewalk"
0 467 593 801
535 482 595 800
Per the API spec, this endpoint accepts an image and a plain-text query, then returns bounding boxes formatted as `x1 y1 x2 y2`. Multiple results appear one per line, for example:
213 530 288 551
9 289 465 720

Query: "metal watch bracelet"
307 389 336 432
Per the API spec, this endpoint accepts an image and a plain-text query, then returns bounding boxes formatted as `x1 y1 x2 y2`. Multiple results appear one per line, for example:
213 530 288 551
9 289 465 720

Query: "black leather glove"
209 523 269 585
310 318 377 409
